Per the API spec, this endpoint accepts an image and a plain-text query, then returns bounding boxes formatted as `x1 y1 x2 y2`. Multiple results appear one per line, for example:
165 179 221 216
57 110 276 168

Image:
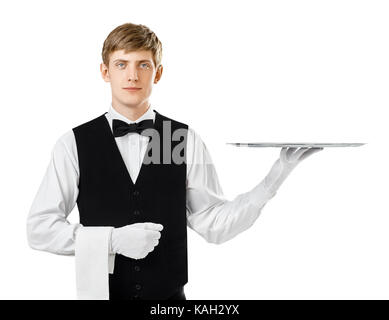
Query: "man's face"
100 49 162 109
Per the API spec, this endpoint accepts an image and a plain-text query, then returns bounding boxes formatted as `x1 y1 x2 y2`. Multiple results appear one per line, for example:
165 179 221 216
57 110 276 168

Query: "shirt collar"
106 103 156 128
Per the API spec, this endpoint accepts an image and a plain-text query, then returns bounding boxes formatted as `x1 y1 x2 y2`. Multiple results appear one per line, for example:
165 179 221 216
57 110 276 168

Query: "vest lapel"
99 110 162 187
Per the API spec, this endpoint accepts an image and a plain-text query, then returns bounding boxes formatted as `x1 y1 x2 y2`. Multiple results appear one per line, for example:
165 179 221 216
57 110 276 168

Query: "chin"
122 95 142 104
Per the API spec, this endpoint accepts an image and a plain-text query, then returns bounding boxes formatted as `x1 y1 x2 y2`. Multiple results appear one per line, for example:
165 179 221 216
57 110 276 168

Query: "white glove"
264 147 323 194
110 222 163 260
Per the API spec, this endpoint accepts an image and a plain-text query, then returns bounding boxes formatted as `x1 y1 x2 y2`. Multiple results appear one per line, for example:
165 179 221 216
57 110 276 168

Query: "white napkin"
75 226 116 300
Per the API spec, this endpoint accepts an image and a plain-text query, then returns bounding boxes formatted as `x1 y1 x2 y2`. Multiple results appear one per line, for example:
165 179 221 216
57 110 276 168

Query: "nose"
127 66 138 82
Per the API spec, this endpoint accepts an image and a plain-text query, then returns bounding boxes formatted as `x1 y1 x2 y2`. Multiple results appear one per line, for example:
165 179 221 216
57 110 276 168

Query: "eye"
117 62 125 68
140 63 150 69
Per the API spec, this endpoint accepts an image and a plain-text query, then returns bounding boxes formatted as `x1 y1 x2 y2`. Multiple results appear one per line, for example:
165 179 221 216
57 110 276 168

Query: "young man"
26 23 322 300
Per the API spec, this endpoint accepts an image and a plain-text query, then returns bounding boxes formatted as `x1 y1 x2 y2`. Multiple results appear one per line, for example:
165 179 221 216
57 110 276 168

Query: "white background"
0 0 388 299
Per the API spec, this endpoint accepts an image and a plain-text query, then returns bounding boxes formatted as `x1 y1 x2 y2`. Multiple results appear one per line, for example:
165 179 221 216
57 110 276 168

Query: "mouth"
123 87 142 91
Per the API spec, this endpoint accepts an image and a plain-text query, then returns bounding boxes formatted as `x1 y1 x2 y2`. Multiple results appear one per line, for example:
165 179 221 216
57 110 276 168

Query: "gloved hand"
110 222 163 260
264 147 323 194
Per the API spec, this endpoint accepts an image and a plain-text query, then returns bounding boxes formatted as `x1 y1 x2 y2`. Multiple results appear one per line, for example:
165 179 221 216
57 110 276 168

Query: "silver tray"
226 142 366 148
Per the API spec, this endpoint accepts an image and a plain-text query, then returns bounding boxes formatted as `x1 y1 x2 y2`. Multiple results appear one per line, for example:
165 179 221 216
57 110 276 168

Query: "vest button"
135 284 142 290
133 209 140 216
134 265 140 272
133 190 140 196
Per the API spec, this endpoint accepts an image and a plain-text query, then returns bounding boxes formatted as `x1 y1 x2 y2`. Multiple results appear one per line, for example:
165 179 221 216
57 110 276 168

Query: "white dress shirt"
27 104 278 256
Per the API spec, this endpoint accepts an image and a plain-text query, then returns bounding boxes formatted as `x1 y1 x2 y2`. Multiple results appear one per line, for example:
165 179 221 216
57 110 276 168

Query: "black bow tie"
112 119 154 137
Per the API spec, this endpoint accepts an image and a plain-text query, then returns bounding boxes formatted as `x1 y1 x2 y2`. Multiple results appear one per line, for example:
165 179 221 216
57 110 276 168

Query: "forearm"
187 178 276 245
27 210 83 256
27 132 82 256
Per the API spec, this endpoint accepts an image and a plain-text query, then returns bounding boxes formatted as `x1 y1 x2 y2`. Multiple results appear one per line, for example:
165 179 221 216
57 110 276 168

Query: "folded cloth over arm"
75 226 115 300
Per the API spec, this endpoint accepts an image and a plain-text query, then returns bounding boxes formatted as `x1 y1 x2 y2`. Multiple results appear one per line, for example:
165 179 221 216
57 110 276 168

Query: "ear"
154 64 163 83
100 62 110 82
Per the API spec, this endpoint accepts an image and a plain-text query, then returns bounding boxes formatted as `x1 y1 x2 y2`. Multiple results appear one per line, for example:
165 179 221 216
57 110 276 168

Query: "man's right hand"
110 222 163 260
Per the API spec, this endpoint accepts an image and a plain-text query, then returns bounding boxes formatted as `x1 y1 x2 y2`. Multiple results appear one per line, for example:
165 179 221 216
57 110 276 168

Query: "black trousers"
167 286 186 300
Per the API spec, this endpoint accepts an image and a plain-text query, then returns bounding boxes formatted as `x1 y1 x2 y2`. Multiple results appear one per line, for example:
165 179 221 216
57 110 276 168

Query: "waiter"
26 22 322 300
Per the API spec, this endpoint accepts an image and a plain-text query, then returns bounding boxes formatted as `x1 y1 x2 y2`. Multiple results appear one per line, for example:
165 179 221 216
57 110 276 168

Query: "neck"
111 99 151 121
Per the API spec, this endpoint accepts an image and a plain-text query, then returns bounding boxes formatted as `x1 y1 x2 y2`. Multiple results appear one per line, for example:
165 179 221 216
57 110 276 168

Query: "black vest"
72 110 188 300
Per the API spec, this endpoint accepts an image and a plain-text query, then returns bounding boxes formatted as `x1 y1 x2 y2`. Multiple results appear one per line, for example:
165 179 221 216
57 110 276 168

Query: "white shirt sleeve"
186 127 277 245
26 130 82 255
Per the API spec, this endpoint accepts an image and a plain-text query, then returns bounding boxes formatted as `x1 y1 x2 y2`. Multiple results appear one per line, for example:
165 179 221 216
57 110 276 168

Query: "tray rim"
226 142 366 147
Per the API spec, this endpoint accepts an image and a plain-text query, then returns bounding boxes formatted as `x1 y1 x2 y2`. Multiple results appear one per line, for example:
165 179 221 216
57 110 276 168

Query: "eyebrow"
113 59 152 63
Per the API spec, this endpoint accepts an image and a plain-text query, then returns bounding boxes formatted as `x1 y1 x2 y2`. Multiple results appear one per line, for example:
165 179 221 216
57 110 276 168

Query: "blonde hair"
102 22 162 69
